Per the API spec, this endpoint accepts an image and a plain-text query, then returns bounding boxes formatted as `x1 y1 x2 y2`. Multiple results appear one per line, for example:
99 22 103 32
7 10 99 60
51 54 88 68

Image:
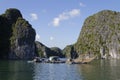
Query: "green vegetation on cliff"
74 10 120 59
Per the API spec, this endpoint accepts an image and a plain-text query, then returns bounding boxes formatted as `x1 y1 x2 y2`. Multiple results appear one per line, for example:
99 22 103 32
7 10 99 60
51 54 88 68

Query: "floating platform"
29 56 96 64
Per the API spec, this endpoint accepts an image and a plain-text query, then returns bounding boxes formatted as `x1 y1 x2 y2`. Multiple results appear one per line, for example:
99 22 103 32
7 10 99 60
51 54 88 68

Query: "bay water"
0 59 120 80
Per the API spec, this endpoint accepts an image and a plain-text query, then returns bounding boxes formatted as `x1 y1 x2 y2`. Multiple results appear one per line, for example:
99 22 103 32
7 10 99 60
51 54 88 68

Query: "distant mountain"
63 45 78 59
50 47 64 57
64 10 120 59
35 41 64 58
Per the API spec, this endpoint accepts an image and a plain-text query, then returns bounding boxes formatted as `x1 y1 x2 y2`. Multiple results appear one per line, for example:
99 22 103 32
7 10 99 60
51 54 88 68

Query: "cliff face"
9 17 36 59
0 8 36 59
74 10 120 59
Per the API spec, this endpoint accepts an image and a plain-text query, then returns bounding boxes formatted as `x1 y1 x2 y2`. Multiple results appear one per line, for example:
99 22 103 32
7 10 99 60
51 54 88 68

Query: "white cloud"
30 13 38 21
36 34 40 41
53 18 60 26
50 36 54 41
52 9 80 27
80 2 86 7
69 9 80 17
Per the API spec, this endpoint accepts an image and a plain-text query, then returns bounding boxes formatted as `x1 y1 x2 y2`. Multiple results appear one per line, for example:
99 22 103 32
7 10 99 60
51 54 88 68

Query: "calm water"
0 59 120 80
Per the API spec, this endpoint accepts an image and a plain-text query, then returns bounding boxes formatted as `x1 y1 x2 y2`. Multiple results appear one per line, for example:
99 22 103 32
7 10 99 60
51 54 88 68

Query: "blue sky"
0 0 120 49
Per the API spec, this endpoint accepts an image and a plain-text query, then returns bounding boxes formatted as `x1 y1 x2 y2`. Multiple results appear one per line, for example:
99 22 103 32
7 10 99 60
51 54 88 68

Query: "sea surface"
0 59 120 80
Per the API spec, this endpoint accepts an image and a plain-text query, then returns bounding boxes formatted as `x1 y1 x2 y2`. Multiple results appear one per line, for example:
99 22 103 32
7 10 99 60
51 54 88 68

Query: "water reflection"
77 60 120 80
33 63 83 80
0 60 34 80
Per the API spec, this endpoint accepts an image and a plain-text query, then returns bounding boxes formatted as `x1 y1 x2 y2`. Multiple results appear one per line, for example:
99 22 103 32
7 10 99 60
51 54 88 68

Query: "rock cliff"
74 10 120 59
0 8 36 59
